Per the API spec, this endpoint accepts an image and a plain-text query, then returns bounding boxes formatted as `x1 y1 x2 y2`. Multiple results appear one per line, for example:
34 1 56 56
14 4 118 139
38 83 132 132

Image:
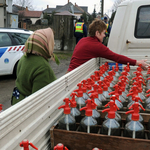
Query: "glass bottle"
90 93 101 125
74 89 86 110
126 101 145 124
100 100 121 136
80 100 98 133
115 63 121 78
88 84 102 109
104 98 122 125
109 88 123 110
124 102 145 139
70 92 81 123
58 98 76 131
127 96 144 112
144 89 150 107
97 85 106 103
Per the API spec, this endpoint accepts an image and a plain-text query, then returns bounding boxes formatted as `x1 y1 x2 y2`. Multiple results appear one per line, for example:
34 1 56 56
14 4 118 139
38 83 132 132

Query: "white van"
0 28 33 77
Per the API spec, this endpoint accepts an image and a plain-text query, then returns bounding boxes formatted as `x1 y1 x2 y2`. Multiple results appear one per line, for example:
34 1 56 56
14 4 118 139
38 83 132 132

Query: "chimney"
75 3 77 6
26 6 28 11
68 0 69 3
47 5 49 8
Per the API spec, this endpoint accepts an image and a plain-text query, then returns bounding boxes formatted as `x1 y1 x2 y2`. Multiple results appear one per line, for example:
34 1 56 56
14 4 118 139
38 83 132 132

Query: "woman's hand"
136 59 150 70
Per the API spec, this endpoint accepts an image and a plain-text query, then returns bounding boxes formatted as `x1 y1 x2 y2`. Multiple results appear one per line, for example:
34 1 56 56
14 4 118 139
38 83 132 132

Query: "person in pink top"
67 18 149 72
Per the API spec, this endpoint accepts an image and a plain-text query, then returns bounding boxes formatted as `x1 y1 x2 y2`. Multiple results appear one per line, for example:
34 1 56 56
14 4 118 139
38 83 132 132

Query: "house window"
135 5 150 38
10 33 30 45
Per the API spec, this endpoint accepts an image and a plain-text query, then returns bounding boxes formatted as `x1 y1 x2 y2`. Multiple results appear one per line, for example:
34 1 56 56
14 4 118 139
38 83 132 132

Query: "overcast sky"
32 0 115 17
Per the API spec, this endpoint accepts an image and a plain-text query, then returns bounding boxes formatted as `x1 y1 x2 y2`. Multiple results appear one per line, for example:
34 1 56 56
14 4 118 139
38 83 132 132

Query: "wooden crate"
50 111 150 150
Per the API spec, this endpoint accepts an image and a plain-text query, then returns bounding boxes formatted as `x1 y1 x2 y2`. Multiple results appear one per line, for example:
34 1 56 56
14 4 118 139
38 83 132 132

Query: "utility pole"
101 0 104 17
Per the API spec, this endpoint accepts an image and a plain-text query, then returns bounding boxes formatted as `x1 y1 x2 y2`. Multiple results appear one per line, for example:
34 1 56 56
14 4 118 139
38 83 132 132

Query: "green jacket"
12 54 56 105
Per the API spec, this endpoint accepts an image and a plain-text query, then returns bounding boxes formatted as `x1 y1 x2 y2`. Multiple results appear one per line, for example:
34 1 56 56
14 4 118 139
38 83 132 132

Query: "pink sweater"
68 36 136 71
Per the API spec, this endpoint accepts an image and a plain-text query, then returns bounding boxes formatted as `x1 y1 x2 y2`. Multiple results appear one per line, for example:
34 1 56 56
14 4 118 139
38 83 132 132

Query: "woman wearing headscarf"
11 28 59 105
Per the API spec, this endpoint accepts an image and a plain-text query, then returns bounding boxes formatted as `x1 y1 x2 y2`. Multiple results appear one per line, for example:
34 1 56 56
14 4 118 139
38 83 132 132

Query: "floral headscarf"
24 28 59 65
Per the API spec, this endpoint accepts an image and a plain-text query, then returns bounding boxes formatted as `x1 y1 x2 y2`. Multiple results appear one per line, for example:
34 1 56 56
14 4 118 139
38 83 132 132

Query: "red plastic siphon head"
58 98 71 114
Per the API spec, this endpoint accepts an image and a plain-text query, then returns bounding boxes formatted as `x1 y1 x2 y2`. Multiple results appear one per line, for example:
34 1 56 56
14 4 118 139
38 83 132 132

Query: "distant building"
43 1 89 19
0 0 19 28
18 7 43 24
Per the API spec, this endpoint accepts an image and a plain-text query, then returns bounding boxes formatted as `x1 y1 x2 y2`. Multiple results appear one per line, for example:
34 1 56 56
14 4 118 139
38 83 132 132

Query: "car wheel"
13 62 18 78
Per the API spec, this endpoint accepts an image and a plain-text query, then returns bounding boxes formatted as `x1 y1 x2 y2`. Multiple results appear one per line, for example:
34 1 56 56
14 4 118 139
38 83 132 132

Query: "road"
0 58 71 111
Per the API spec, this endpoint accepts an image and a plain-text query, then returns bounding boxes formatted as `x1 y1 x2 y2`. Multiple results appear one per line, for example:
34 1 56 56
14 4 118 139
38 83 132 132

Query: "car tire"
13 61 18 78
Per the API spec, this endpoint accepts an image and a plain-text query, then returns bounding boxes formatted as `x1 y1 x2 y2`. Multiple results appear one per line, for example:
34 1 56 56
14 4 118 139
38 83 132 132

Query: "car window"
0 33 12 47
10 33 30 45
135 5 150 38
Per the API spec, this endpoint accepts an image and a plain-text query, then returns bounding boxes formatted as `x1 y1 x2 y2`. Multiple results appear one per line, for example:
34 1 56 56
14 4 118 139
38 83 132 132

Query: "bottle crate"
50 110 150 150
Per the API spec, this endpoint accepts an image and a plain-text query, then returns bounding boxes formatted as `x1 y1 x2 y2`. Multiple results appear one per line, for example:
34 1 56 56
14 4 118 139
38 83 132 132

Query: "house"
18 7 43 24
0 0 7 27
12 4 25 13
43 0 89 19
0 0 19 28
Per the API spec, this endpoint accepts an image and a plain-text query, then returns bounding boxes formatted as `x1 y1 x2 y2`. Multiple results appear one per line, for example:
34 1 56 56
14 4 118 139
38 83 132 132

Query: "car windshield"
11 33 30 45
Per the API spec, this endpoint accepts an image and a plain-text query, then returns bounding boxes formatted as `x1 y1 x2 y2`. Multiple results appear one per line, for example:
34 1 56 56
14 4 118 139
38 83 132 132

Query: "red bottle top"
97 85 103 94
58 98 71 115
146 89 150 97
115 63 119 72
0 104 3 112
94 70 100 80
102 99 117 119
99 65 105 74
107 71 114 82
126 102 145 121
133 71 143 77
87 78 95 88
88 84 98 98
111 66 116 76
110 94 122 103
103 84 108 91
126 62 130 72
121 67 129 76
127 86 141 101
119 75 129 83
92 148 102 150
20 139 38 150
54 143 68 150
90 93 98 109
70 92 77 108
80 99 93 116
103 77 110 87
104 62 109 71
105 99 119 112
136 64 143 72
118 81 126 92
81 80 88 93
109 84 119 96
74 88 83 97
85 78 92 91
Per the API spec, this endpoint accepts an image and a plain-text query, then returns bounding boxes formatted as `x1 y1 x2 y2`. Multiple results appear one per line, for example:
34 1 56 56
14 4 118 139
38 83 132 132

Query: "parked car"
0 28 33 77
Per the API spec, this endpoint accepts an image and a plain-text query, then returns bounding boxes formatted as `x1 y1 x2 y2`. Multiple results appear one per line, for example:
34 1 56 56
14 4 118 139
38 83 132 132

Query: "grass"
54 51 73 60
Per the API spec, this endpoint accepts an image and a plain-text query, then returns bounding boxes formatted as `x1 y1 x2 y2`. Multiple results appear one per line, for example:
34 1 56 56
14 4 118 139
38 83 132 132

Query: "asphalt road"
0 58 71 111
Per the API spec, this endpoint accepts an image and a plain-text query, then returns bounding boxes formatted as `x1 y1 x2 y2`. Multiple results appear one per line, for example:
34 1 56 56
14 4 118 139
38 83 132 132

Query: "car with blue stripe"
0 28 33 77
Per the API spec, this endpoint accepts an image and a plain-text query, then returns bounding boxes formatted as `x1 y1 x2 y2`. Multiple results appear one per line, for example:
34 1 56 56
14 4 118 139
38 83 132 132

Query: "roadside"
0 51 73 110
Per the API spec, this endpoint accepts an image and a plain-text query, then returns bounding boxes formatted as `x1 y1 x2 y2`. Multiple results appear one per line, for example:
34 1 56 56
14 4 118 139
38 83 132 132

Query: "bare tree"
13 0 34 10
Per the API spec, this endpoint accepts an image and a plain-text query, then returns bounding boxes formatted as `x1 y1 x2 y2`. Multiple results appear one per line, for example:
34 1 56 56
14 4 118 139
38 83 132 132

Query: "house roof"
43 8 56 14
55 2 87 14
19 10 42 18
12 4 25 13
43 2 88 15
55 11 76 16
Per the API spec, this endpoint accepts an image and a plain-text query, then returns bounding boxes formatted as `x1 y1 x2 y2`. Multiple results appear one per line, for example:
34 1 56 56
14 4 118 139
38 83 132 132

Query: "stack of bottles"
57 62 150 140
